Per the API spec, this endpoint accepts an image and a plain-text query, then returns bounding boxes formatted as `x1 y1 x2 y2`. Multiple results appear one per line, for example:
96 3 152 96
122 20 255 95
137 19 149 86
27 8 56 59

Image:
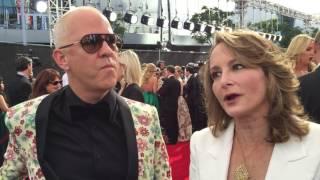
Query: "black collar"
35 88 138 180
65 87 117 123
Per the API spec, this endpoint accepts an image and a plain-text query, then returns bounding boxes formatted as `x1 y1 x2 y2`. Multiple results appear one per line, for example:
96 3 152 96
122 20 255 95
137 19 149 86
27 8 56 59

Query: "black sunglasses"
59 33 123 54
50 80 62 86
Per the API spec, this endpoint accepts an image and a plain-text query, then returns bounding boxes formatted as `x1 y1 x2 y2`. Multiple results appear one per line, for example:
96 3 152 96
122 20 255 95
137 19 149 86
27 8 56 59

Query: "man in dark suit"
184 63 207 132
158 65 181 144
298 31 320 123
0 7 171 180
7 56 33 106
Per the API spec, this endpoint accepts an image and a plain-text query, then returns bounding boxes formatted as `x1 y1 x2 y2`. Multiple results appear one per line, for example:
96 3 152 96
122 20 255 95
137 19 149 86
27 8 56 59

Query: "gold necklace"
234 164 249 180
233 135 251 180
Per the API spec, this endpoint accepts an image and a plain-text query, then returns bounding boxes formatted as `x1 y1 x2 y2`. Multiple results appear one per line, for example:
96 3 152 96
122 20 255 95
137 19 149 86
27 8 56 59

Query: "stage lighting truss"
257 32 282 42
124 11 138 24
141 14 154 26
171 17 183 29
156 16 169 28
183 19 194 31
103 8 117 22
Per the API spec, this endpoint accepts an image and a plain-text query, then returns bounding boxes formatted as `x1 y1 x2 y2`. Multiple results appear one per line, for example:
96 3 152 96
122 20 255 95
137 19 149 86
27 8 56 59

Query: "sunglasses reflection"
50 80 62 86
59 34 123 54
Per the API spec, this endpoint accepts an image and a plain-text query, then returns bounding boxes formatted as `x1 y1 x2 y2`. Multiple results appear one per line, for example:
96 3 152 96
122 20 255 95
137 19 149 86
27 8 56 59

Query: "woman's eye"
233 64 245 70
210 71 221 80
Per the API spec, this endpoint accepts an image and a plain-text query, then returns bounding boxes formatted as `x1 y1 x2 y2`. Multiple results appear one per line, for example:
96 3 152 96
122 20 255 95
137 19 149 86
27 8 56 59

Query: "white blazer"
190 121 320 180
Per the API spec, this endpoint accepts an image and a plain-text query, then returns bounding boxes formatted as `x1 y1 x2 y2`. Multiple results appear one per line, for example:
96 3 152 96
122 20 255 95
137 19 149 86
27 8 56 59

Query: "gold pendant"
234 164 249 180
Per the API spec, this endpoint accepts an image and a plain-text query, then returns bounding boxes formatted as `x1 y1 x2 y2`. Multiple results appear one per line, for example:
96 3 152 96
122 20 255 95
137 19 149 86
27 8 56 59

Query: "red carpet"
166 141 190 180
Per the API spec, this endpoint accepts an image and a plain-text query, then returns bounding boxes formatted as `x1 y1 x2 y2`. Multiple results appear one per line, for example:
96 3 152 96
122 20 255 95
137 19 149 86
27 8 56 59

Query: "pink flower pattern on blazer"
0 96 171 180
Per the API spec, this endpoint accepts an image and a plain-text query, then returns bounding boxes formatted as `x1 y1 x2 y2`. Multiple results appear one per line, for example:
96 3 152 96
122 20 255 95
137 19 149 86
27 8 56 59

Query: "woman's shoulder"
190 127 215 145
304 122 320 140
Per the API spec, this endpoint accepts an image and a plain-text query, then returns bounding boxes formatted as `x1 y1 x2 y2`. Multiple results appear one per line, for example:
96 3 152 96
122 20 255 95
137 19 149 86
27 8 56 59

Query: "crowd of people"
0 5 320 180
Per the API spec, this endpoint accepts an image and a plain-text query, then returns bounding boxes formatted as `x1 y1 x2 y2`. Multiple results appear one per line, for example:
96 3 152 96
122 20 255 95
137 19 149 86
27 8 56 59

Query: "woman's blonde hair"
118 50 142 85
140 63 157 86
286 34 316 71
203 30 309 143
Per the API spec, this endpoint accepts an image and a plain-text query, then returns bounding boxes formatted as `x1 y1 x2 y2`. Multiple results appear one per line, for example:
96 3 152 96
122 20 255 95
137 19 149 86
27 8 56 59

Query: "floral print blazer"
0 93 171 180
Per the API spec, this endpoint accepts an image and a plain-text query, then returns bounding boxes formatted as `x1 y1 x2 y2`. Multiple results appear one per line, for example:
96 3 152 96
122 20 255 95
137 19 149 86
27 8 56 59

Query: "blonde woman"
140 63 159 110
118 50 144 102
286 34 316 76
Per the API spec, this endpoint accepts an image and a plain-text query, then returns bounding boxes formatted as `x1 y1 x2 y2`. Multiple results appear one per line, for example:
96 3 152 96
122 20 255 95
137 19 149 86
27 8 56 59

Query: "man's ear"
52 49 69 71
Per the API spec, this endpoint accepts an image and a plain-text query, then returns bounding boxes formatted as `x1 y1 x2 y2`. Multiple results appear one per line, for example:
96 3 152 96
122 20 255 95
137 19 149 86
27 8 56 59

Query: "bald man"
298 31 320 123
0 7 171 180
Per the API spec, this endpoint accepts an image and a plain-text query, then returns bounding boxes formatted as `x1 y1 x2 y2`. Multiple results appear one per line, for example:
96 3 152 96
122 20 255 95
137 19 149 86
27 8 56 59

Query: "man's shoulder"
10 95 47 111
299 67 320 83
5 95 47 128
124 98 156 113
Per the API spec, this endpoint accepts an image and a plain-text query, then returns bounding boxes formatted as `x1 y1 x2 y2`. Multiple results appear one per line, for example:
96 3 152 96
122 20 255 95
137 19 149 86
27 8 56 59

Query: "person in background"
286 34 316 76
190 31 320 180
0 76 9 166
184 63 207 132
0 6 171 180
158 65 181 144
174 66 185 84
0 77 9 112
313 31 320 65
30 68 62 99
298 31 320 123
140 63 160 110
7 56 33 106
156 60 165 71
174 66 192 142
118 50 144 102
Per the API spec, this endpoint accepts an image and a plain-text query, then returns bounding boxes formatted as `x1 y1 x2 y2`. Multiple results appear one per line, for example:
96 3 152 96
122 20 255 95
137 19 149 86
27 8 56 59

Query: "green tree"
111 13 126 38
190 6 235 44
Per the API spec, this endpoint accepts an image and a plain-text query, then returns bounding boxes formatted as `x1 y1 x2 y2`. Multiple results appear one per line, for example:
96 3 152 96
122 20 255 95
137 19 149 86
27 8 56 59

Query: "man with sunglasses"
298 31 320 124
0 6 171 180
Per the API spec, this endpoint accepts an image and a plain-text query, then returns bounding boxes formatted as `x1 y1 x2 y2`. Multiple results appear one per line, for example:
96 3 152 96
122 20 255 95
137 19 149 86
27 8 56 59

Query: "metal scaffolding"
234 0 319 28
47 0 72 46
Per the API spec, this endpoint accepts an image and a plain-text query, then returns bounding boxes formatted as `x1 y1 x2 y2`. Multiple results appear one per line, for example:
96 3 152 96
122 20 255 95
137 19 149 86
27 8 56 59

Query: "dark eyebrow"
210 59 237 72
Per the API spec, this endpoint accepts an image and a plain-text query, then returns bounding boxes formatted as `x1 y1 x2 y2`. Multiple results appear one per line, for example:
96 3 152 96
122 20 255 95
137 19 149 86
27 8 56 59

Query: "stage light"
204 25 215 34
194 23 206 32
156 16 168 28
141 14 154 26
183 20 194 31
265 33 272 40
124 11 138 24
103 9 117 22
171 18 183 29
275 35 283 41
36 1 47 13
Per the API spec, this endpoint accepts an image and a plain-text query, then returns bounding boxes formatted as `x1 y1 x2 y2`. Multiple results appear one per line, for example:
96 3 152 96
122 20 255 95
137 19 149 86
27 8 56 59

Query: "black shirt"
44 87 128 180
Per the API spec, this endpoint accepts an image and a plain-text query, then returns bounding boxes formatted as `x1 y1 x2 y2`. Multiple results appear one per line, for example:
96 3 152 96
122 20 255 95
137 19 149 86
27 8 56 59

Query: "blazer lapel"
266 135 307 180
116 95 138 180
206 122 235 179
35 93 60 179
